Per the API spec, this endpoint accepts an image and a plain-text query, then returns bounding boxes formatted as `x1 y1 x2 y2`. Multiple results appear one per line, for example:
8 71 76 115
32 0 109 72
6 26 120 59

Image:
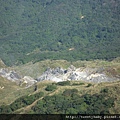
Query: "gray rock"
0 68 8 75
0 68 37 88
37 66 118 83
45 67 52 74
0 68 21 81
68 72 78 80
86 73 116 83
10 71 21 80
52 67 64 75
67 65 76 72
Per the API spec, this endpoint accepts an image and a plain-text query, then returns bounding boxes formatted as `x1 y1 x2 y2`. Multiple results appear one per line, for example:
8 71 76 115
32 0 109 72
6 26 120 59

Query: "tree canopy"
0 0 120 65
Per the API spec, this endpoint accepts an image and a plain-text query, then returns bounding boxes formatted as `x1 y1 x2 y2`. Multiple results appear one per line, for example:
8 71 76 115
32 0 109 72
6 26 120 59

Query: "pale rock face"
0 65 118 86
0 86 4 89
48 77 63 82
0 68 37 87
87 73 102 80
37 66 116 83
21 76 37 87
23 76 36 82
23 80 28 84
0 68 21 81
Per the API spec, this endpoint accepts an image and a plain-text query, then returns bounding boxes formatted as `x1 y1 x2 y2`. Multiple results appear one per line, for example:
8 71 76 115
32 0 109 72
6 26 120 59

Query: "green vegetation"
45 84 57 91
0 59 120 114
0 80 120 114
56 81 70 86
72 82 85 86
13 58 120 78
0 92 44 113
30 90 114 114
100 88 109 93
0 0 119 66
62 89 78 96
86 83 92 87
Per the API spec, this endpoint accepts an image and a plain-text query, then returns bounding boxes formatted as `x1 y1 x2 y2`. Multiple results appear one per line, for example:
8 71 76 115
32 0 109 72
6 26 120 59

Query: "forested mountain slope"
0 0 120 65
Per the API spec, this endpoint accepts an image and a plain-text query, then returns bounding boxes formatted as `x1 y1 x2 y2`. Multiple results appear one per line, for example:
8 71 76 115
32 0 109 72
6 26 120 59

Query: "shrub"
86 83 92 87
56 81 70 86
45 85 57 91
100 88 109 93
72 82 85 86
63 89 78 96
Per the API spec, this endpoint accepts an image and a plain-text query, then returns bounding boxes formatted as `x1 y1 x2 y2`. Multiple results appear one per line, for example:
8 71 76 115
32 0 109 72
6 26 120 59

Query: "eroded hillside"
0 59 120 114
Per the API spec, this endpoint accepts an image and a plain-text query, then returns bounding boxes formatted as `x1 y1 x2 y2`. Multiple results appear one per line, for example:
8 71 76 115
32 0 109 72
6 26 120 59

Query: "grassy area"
0 76 120 114
0 58 120 114
13 60 71 78
13 80 120 114
0 76 35 105
0 59 6 68
13 58 120 78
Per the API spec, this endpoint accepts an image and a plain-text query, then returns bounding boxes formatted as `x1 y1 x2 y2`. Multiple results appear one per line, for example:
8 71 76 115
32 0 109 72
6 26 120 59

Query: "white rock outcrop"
37 66 116 83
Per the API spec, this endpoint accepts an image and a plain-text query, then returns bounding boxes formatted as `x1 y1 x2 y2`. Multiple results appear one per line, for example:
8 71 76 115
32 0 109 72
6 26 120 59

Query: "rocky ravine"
0 65 119 87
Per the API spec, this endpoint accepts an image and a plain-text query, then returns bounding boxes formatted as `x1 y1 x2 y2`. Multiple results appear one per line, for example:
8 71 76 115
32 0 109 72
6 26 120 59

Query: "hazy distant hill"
0 0 120 65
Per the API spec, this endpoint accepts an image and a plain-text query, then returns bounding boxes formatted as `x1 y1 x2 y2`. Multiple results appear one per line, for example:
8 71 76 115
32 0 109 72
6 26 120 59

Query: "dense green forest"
31 90 114 114
0 87 114 114
0 0 120 65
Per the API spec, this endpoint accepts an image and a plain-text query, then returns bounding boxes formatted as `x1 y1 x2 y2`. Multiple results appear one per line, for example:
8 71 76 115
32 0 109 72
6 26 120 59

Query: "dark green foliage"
86 83 92 87
63 89 78 96
56 81 70 86
0 92 44 113
45 84 57 91
103 98 115 108
0 0 120 66
83 94 115 114
0 87 115 114
34 85 37 91
72 82 85 86
30 89 115 114
0 106 12 114
100 88 109 93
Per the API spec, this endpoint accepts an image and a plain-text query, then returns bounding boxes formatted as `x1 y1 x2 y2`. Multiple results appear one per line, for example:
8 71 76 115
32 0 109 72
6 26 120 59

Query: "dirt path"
14 80 120 113
101 81 120 87
20 96 44 114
